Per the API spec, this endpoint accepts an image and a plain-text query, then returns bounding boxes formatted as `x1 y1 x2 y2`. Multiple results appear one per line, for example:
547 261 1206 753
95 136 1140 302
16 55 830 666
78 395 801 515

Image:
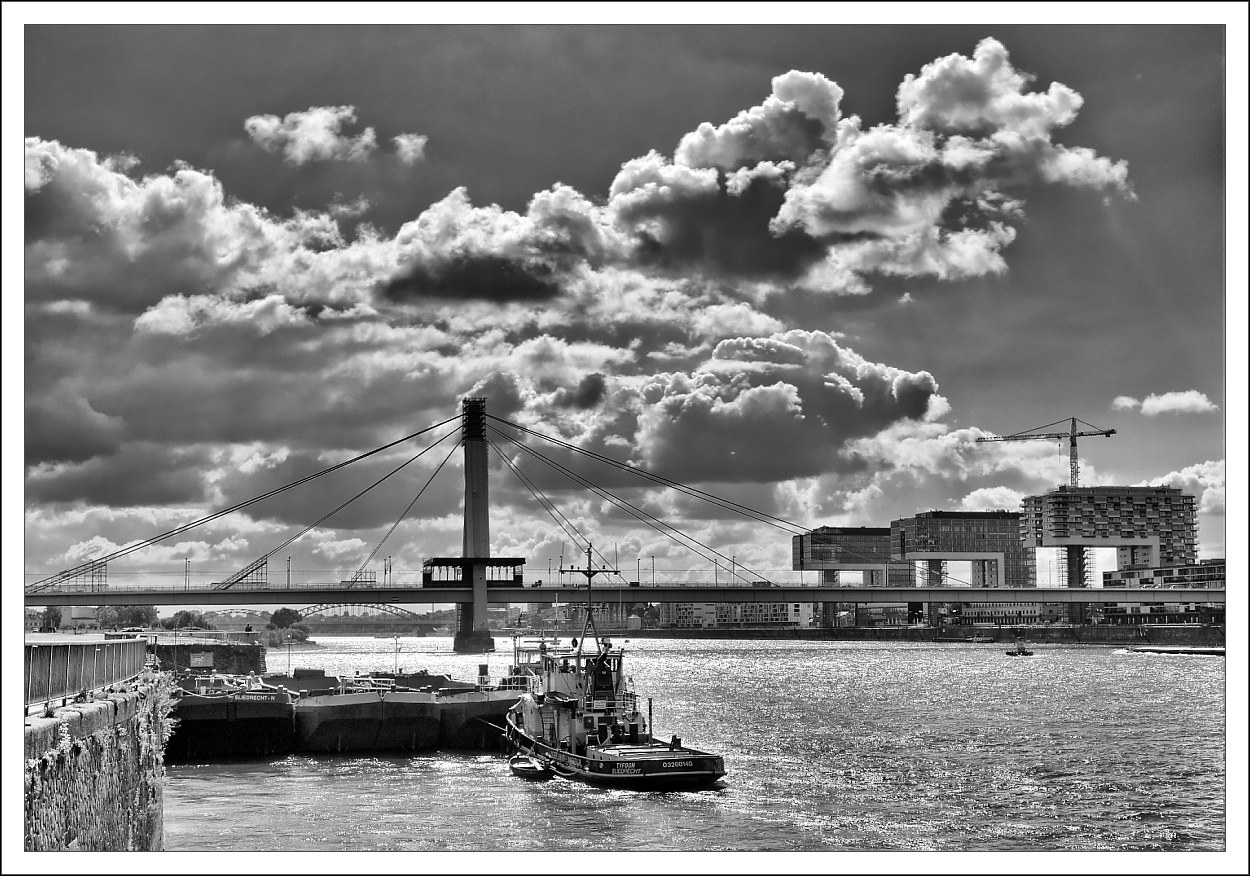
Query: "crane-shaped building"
976 417 1116 594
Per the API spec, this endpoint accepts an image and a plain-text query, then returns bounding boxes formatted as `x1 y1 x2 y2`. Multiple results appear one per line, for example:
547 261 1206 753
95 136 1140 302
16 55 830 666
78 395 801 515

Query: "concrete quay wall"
152 641 266 674
24 675 176 851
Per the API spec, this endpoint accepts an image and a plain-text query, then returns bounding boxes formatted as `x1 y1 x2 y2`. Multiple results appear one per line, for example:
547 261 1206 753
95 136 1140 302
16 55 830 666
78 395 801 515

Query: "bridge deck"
22 585 1225 606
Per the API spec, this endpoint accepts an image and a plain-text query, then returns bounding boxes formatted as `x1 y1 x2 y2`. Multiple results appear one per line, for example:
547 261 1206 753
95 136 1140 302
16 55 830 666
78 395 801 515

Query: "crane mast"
975 417 1115 487
975 417 1116 597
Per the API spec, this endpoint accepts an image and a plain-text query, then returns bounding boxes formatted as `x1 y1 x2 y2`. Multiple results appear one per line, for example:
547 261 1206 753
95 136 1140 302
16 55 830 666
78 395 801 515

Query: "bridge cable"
488 424 766 584
346 432 461 587
488 425 722 578
485 435 617 579
216 424 462 589
27 414 461 591
486 414 810 535
487 417 964 585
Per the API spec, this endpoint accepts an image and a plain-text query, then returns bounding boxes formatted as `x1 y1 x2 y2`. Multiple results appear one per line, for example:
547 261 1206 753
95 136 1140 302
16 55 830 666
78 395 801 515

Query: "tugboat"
1005 640 1034 657
504 546 726 790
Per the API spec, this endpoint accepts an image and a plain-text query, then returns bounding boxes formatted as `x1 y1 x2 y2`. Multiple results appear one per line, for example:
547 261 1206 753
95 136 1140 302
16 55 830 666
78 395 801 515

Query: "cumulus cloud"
392 132 429 165
674 70 843 170
381 186 619 303
1147 459 1225 515
244 105 378 163
960 486 1026 511
1141 391 1219 416
896 37 1083 138
1112 390 1218 415
772 38 1130 277
22 39 1144 580
483 329 946 488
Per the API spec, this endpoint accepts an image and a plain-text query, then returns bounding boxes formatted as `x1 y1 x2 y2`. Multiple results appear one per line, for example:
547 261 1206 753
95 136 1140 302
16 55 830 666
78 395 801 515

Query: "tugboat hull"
506 716 725 791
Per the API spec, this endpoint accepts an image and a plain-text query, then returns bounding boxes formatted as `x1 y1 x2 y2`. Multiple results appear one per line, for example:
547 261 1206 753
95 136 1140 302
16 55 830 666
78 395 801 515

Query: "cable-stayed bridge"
24 399 1225 649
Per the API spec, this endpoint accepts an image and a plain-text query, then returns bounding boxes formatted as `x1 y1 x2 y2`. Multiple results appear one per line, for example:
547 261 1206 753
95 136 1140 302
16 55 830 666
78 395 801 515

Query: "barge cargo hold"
294 682 442 753
167 673 297 760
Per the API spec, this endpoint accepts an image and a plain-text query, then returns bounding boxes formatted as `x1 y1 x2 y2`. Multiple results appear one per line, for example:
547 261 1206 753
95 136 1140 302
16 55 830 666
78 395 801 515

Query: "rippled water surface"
163 637 1225 852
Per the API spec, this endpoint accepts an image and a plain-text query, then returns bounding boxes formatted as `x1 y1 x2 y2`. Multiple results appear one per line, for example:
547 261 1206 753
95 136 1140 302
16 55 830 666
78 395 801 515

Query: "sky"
8 8 1246 600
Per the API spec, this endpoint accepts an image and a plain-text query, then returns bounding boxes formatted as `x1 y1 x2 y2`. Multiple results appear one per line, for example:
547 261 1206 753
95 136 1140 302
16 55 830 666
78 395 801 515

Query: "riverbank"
589 624 1225 647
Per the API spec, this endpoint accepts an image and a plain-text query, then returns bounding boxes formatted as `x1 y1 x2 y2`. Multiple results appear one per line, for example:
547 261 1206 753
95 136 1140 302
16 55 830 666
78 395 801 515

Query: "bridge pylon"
454 397 496 653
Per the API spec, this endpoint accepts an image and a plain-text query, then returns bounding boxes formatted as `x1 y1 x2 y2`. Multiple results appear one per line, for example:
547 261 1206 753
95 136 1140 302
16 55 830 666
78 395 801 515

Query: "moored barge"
167 672 297 760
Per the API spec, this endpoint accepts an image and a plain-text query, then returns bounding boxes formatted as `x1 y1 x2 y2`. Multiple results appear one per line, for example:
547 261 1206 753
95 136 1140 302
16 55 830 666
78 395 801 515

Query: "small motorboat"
1005 641 1034 657
509 753 554 781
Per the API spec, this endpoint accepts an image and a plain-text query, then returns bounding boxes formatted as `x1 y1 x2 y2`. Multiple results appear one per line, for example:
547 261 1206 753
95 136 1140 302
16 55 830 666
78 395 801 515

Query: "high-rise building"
891 511 1036 588
1021 486 1198 569
793 526 913 627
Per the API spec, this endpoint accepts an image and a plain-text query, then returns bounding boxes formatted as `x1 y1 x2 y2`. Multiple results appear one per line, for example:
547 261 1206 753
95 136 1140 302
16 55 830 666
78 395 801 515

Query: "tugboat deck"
590 744 711 760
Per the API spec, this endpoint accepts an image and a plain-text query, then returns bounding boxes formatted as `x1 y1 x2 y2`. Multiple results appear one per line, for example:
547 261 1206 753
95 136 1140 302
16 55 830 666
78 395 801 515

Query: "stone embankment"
24 674 176 851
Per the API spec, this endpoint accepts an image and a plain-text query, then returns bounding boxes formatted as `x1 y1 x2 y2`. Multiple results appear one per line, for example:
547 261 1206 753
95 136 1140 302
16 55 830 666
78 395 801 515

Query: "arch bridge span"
300 603 427 621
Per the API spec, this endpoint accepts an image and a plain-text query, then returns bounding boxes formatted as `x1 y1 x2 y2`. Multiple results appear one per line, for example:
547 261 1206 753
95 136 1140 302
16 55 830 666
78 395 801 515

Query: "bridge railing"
24 639 149 711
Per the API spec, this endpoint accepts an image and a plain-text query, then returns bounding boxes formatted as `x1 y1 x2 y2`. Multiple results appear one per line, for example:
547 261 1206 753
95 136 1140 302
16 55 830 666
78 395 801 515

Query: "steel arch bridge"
300 603 427 621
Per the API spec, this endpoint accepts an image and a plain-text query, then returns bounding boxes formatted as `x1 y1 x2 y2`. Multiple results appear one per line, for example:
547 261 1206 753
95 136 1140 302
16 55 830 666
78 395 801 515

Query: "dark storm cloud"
26 443 209 506
212 448 465 533
25 388 126 465
552 373 607 410
465 372 529 422
380 252 563 302
607 158 828 281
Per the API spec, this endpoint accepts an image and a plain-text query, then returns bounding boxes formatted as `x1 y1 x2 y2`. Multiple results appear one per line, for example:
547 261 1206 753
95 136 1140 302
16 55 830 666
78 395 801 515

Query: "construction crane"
976 416 1116 597
975 416 1116 487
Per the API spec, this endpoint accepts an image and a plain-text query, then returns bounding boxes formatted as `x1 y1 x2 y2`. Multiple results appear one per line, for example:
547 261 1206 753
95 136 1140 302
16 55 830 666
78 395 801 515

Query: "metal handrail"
24 639 148 711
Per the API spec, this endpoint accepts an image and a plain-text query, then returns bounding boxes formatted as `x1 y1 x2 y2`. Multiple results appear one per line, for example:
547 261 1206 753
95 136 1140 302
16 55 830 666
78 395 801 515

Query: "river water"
162 636 1226 856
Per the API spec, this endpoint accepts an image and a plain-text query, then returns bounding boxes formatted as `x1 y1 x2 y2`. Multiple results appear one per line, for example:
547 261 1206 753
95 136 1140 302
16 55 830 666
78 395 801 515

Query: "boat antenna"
563 542 616 654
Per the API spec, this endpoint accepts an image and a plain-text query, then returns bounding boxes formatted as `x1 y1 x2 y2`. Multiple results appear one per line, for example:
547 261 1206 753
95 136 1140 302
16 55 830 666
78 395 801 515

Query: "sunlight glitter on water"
164 637 1225 852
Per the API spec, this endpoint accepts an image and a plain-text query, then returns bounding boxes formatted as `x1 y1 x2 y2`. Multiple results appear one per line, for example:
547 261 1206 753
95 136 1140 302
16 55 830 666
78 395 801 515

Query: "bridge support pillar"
454 398 495 653
453 559 495 652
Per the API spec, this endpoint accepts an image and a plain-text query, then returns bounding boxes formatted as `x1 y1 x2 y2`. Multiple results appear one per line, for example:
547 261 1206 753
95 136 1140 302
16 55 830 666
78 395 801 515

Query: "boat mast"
563 543 616 653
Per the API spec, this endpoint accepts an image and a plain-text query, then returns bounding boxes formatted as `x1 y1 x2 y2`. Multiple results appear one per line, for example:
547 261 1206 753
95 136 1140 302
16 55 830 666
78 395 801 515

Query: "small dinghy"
509 754 554 781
